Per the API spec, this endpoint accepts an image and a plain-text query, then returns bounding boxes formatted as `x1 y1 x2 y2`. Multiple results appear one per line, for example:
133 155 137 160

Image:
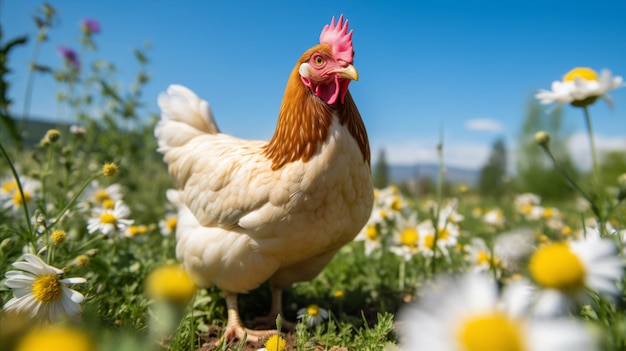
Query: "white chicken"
155 15 372 342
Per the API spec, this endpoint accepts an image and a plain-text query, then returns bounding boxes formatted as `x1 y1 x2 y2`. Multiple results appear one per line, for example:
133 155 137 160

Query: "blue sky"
3 0 626 170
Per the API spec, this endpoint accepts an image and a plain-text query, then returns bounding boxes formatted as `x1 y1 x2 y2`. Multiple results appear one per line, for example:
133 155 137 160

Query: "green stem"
431 128 445 276
0 140 34 238
582 106 607 234
583 106 601 186
50 173 100 228
541 145 600 218
22 36 45 130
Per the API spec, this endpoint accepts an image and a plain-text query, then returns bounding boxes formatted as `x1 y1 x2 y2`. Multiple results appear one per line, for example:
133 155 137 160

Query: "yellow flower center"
438 228 450 240
264 335 287 351
102 199 115 209
51 230 67 245
563 67 598 82
379 209 388 219
333 290 344 300
128 225 147 237
521 203 533 214
477 251 490 265
391 196 403 211
400 228 418 248
93 189 110 203
529 242 586 291
102 162 119 178
75 255 89 267
16 326 94 351
12 190 32 207
100 212 117 224
542 207 555 219
365 225 378 240
307 304 320 317
424 234 435 249
32 274 63 303
2 180 18 193
458 313 525 351
561 225 573 236
145 265 196 304
166 217 177 232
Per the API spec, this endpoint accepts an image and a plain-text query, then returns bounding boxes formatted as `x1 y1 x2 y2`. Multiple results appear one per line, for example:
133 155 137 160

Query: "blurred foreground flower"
3 254 86 322
535 67 623 108
400 274 598 351
15 325 95 351
297 304 329 327
145 264 196 304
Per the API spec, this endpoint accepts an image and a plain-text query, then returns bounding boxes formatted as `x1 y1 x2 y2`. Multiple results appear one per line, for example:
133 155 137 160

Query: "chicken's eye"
313 56 324 65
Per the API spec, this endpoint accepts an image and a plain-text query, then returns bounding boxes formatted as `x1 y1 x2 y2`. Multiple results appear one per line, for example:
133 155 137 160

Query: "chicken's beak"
332 64 359 81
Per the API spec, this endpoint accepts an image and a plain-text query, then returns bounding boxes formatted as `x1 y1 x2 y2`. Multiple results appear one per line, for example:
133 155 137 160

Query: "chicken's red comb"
319 15 354 64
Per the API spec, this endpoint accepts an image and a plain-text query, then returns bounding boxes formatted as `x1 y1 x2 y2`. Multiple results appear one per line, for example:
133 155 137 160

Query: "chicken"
155 15 372 342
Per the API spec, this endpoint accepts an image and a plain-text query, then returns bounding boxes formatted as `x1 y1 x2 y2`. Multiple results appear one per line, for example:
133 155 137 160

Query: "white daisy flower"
528 235 624 304
87 200 133 236
483 208 505 227
399 273 598 351
158 214 177 236
354 221 383 256
297 304 329 327
535 67 624 108
1 176 41 213
389 213 421 261
3 254 86 322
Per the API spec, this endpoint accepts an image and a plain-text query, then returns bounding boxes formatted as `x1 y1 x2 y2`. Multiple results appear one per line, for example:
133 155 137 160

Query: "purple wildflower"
80 18 100 35
56 46 80 70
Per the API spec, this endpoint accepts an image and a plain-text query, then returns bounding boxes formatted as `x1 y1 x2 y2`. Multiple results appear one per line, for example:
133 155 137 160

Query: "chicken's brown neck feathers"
263 47 370 171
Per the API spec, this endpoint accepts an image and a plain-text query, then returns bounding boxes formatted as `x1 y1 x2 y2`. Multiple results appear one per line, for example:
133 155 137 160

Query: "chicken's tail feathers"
155 85 219 153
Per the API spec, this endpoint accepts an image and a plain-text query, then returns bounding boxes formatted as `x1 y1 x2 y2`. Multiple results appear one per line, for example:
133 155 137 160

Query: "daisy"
389 213 421 261
1 176 41 213
297 304 329 327
465 238 500 274
483 208 505 227
158 214 177 236
535 67 624 108
399 273 598 351
528 235 624 303
87 200 133 236
3 254 86 322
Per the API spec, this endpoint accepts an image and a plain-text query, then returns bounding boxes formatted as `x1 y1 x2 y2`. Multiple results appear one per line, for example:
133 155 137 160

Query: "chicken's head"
299 15 358 105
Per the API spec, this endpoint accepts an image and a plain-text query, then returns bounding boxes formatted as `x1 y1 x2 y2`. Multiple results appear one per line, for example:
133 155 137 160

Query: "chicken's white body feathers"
156 85 372 293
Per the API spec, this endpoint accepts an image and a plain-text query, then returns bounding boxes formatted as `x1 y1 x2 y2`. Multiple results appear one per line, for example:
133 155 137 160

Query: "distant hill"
389 163 479 186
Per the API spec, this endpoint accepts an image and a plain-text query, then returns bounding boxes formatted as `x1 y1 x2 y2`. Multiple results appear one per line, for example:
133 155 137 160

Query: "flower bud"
534 131 550 147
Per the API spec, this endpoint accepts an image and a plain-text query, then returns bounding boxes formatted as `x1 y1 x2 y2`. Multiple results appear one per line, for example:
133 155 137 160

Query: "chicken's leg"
255 286 295 331
221 292 276 343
